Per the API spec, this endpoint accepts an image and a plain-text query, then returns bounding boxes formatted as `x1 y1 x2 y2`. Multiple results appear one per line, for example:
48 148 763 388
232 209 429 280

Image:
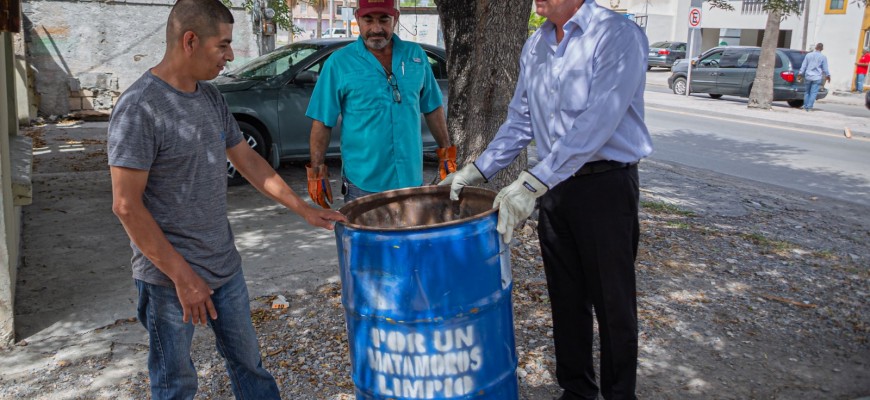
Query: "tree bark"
435 0 530 188
748 8 782 110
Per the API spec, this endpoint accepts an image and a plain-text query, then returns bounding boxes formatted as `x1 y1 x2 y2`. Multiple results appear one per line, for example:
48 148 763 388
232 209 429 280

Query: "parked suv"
648 41 687 70
667 46 826 108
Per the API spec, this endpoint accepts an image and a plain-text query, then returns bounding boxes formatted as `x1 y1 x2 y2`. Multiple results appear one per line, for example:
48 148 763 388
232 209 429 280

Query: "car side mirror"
294 71 318 86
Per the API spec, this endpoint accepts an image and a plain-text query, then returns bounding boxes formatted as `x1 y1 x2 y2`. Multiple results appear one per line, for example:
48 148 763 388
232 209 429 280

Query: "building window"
825 0 846 14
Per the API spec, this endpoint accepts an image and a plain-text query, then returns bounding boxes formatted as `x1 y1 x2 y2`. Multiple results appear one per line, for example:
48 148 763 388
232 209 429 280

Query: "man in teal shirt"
305 0 454 207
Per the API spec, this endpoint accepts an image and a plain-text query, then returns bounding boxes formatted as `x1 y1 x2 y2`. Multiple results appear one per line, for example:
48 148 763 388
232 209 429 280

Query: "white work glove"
493 171 548 244
438 163 486 201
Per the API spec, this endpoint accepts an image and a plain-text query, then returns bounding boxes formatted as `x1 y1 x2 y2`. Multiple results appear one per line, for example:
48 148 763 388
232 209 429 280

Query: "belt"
573 160 637 177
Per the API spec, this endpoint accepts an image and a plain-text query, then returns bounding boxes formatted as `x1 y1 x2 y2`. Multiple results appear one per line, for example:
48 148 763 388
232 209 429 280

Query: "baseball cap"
356 0 398 18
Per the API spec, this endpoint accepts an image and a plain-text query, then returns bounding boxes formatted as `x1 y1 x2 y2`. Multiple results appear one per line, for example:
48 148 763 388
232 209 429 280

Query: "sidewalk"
1 88 867 398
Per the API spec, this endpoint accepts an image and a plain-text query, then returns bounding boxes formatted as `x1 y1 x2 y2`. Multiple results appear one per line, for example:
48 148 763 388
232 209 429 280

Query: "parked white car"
321 28 350 38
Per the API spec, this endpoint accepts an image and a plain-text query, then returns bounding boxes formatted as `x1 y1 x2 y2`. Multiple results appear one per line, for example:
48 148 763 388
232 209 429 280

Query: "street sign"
689 7 702 28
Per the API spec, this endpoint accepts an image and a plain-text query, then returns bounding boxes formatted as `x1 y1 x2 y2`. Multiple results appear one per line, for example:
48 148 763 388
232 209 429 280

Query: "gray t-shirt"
108 70 244 289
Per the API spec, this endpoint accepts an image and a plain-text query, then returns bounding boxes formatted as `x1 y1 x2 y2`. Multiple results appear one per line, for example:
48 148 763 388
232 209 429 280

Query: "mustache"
366 32 388 39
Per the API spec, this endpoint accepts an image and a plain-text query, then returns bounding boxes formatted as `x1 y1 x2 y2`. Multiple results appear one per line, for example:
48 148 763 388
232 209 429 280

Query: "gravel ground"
4 122 869 399
129 162 869 400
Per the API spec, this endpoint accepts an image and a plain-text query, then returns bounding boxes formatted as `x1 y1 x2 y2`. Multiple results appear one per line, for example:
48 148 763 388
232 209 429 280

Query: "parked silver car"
667 46 826 108
648 41 687 70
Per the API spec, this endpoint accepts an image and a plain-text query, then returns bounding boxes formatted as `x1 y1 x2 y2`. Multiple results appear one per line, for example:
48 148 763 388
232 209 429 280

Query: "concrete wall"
806 2 864 91
1 32 23 347
22 0 259 117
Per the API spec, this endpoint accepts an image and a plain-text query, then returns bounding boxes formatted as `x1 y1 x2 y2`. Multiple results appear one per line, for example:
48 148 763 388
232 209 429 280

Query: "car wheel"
787 100 804 108
709 94 723 99
227 121 268 186
672 77 687 95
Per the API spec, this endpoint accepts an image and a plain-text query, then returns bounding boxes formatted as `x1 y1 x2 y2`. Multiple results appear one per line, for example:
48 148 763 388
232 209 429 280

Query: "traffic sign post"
686 7 702 96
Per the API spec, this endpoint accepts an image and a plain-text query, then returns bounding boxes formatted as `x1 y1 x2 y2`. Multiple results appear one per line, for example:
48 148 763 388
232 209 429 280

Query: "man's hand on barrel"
438 163 485 201
493 171 548 244
306 163 333 209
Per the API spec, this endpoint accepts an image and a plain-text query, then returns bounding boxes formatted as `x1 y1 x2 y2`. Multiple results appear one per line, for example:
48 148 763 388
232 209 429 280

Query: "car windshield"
650 41 670 48
783 50 808 69
225 43 323 80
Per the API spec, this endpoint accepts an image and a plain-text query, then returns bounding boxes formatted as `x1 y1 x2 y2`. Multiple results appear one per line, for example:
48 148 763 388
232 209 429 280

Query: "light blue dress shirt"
474 0 653 189
306 35 443 192
799 50 830 82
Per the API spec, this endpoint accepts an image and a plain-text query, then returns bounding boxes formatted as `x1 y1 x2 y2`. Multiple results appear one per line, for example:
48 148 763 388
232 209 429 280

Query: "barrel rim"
336 185 498 232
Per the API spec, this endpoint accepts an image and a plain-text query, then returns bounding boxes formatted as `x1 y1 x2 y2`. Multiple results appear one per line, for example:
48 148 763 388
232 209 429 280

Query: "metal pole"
801 0 810 50
329 0 335 32
686 28 694 96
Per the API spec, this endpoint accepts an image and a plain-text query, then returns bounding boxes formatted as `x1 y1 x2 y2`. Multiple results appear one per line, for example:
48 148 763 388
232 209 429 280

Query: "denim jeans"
341 175 377 203
136 271 280 400
857 74 866 92
804 79 822 110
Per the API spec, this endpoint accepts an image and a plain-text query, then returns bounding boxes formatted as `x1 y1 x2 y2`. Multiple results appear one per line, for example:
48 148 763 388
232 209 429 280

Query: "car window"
719 49 745 68
775 52 784 68
783 51 807 69
698 51 722 67
650 41 669 48
425 51 447 80
230 44 321 80
675 43 686 51
740 50 760 68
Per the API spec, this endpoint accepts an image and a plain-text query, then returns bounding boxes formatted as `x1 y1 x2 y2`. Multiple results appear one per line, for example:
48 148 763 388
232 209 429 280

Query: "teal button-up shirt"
306 35 443 193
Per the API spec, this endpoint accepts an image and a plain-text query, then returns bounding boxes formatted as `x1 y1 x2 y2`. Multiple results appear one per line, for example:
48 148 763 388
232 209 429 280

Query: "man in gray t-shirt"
108 0 345 398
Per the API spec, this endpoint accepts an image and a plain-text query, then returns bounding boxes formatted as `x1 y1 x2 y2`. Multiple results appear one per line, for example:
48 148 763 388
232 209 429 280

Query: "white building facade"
614 0 870 92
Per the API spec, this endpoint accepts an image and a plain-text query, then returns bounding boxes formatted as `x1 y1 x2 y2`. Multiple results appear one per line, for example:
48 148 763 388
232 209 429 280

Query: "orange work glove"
435 146 457 181
306 163 333 209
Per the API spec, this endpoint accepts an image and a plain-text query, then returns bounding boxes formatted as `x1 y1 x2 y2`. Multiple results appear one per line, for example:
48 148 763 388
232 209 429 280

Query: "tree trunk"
315 1 324 38
748 8 782 110
435 0 530 188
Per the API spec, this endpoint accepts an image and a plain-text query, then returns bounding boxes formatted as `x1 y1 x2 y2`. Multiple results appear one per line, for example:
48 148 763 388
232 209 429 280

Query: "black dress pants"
537 164 639 400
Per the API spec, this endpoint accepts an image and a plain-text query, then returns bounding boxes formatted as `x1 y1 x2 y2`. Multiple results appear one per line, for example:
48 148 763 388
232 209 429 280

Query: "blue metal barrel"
335 186 518 400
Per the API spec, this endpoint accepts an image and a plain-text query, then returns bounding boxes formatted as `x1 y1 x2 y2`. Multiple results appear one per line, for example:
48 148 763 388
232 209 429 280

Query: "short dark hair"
167 0 234 44
815 43 824 51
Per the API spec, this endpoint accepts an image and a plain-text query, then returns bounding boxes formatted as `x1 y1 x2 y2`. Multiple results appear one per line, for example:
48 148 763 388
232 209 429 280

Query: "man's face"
191 23 235 80
358 12 397 51
535 0 583 21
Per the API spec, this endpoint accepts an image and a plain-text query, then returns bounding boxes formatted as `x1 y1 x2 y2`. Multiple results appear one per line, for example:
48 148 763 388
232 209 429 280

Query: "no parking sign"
689 7 702 27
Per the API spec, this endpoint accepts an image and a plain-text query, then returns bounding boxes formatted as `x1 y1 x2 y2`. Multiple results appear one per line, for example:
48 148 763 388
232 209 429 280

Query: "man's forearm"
114 201 193 282
424 106 451 148
228 142 309 215
309 120 332 168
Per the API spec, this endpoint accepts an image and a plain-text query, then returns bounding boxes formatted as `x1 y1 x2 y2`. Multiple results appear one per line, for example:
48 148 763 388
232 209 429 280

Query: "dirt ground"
1 121 868 399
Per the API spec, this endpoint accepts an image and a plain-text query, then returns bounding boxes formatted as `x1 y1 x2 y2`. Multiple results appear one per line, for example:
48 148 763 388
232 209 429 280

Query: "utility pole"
329 0 335 32
801 0 811 51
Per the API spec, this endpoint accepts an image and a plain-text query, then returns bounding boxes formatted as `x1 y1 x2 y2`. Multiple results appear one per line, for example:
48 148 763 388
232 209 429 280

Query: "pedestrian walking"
304 0 455 207
107 0 346 398
798 43 831 111
854 48 869 92
441 0 652 398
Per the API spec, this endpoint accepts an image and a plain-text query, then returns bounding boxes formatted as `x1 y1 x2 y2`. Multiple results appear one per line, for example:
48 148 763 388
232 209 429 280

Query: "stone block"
68 96 82 111
81 89 95 97
82 97 94 110
68 77 81 92
69 90 81 98
10 136 33 206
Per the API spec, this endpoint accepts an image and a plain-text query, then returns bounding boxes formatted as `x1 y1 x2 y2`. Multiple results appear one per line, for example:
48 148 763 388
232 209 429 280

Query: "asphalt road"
644 104 870 207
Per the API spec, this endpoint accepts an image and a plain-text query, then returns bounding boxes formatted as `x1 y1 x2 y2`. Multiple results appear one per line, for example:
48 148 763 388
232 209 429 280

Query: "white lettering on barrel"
366 324 484 398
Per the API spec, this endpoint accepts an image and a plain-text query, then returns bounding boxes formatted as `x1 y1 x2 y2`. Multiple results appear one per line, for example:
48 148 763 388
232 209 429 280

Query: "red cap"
356 0 398 18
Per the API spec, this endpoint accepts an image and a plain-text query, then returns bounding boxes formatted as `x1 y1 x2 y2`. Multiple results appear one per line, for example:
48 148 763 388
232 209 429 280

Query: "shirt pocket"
399 61 426 94
561 68 591 113
344 72 389 112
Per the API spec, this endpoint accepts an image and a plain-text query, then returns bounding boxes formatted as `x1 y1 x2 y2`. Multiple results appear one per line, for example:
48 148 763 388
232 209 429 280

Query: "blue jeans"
804 79 822 110
857 74 866 92
136 271 279 400
341 175 377 203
